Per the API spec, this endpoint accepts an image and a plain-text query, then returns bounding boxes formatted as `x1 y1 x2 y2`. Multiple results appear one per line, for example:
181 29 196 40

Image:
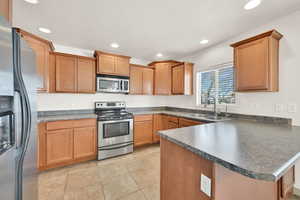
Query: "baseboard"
294 187 300 196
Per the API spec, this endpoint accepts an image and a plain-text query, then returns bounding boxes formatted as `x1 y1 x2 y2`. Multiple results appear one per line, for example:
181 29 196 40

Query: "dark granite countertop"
37 110 97 122
131 110 231 122
158 120 300 182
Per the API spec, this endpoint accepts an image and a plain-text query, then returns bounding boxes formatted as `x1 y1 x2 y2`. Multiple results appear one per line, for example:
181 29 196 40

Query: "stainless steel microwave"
97 76 129 93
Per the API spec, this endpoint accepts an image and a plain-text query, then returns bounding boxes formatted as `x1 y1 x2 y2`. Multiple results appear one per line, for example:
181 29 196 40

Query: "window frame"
196 63 235 106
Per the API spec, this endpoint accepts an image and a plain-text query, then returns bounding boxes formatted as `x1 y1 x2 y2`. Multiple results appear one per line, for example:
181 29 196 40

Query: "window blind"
218 67 235 104
199 66 235 105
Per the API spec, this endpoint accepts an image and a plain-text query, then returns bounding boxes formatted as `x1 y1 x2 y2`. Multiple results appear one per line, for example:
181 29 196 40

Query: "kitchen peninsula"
159 120 299 200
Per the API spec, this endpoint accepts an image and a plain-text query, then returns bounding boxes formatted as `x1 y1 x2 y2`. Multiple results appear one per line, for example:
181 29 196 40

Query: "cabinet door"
115 56 130 76
130 66 143 94
167 121 179 129
56 55 77 92
134 120 153 147
179 118 203 128
74 127 97 159
143 68 154 95
98 54 115 74
38 123 46 170
153 114 163 143
172 65 184 94
21 34 51 92
154 63 172 95
235 38 269 91
46 129 73 166
0 0 12 23
77 58 96 93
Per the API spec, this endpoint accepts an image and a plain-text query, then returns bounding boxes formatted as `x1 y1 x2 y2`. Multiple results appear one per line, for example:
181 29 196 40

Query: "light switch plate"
200 174 211 197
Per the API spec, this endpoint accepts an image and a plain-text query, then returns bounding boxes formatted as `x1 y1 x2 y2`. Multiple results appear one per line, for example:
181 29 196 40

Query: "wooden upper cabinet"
95 51 131 76
143 68 154 95
172 63 194 95
130 65 154 95
55 54 77 93
231 30 283 92
77 58 96 93
130 66 143 94
115 56 130 76
51 52 96 93
0 0 12 24
153 63 172 95
18 29 55 92
97 54 115 74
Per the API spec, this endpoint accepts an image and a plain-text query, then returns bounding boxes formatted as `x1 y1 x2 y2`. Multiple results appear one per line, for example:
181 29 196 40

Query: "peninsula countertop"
158 119 300 182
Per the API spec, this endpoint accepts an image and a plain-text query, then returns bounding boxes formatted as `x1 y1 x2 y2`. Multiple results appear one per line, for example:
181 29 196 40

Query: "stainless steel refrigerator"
0 16 38 200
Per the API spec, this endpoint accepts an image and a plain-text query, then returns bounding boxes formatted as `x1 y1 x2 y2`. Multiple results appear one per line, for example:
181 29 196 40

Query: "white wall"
166 10 300 125
37 44 166 111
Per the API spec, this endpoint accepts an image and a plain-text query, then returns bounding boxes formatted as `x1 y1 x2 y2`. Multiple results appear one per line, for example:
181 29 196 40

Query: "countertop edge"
158 130 280 182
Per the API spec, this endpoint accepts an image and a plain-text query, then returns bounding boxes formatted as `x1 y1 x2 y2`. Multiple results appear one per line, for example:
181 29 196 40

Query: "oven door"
97 77 121 93
98 119 133 147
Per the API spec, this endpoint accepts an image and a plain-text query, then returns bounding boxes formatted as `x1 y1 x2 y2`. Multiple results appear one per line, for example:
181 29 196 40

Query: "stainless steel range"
95 101 133 160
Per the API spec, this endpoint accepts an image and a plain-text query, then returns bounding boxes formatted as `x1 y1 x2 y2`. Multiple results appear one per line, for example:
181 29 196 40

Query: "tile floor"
38 144 300 200
38 144 160 200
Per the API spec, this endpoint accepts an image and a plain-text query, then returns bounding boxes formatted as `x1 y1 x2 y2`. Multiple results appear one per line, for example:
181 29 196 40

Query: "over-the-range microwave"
97 75 129 94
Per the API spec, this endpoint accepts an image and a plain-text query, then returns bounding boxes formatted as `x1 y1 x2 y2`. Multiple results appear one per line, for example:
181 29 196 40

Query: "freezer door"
0 148 16 200
0 16 14 96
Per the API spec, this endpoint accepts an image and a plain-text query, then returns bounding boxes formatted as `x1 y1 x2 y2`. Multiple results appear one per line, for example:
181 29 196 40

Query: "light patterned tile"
118 191 147 200
142 184 160 200
102 174 139 200
130 169 160 188
64 184 104 200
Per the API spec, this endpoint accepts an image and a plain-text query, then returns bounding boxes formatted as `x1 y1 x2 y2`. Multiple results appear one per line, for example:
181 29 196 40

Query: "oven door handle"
99 142 133 151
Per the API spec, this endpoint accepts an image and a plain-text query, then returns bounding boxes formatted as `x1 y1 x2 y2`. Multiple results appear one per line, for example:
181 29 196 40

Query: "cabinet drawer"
179 118 203 128
134 114 153 122
46 119 96 130
167 116 179 124
72 119 96 128
46 120 74 130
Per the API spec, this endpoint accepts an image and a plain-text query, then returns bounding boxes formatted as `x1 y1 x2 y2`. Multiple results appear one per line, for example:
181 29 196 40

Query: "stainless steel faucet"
212 96 218 117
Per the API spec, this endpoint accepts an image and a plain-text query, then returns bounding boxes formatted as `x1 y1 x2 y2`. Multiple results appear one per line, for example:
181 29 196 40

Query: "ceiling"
13 0 300 61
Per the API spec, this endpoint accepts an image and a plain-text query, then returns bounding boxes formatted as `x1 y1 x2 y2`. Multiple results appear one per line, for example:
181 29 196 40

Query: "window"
197 65 235 105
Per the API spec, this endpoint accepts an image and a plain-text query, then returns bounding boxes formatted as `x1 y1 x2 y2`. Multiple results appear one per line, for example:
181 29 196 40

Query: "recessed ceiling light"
24 0 39 4
244 0 261 10
110 43 120 48
38 27 51 34
200 39 209 44
156 53 163 58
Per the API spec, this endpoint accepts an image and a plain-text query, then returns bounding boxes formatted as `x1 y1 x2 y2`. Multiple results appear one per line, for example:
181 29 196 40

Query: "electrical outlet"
200 174 211 197
275 104 284 113
288 104 297 113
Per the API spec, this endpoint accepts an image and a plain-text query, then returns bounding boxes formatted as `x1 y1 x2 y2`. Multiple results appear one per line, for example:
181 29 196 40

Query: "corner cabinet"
50 52 96 93
231 30 283 92
172 63 194 95
94 51 131 76
149 61 180 95
17 29 55 92
130 65 154 95
38 119 97 171
0 0 12 24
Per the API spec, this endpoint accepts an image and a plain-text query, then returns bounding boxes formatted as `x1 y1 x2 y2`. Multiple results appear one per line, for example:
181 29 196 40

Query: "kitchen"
1 0 300 200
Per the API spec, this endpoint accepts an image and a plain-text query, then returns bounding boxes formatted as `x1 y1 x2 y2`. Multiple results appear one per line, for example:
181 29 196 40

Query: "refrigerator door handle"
13 91 23 150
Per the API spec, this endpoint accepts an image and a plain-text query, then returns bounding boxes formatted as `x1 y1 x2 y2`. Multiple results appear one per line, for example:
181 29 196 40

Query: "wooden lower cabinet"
46 129 74 166
73 127 97 159
179 118 203 128
134 115 153 147
38 119 97 170
153 114 164 143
